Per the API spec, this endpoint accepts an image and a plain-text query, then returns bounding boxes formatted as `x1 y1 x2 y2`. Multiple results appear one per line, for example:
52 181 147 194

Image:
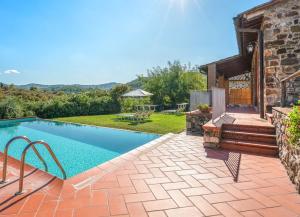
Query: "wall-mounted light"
246 42 254 54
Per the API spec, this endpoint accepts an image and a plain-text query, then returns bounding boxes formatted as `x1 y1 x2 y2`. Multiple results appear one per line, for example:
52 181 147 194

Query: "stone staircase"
220 124 278 156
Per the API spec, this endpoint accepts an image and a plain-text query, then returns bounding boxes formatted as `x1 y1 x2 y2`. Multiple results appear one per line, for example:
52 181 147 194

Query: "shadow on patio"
205 148 241 182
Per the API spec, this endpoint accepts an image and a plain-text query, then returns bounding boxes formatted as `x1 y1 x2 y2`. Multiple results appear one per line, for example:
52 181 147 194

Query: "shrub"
0 98 24 119
197 104 210 113
287 106 300 148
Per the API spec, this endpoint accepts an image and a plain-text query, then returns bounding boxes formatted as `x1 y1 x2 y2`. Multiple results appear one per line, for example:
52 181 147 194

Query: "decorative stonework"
263 0 300 108
272 107 300 193
202 120 222 149
186 110 212 134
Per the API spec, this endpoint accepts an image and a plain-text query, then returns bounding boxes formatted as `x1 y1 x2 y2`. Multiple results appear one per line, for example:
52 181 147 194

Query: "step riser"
222 125 275 135
220 143 278 156
222 133 276 144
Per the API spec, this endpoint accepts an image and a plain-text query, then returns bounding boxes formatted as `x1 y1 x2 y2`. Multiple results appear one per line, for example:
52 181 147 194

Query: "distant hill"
14 78 145 93
17 82 122 92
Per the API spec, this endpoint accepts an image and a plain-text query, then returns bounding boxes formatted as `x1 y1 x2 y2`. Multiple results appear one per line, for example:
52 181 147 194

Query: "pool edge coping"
67 132 176 189
0 132 176 189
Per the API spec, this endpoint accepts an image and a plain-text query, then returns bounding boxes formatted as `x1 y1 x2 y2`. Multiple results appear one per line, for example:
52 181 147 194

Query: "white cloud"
3 69 21 74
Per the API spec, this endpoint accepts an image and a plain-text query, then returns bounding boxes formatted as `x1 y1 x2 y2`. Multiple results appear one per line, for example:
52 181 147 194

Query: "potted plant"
197 104 211 113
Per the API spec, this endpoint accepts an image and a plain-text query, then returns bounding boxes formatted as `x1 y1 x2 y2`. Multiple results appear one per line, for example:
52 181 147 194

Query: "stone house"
200 0 300 117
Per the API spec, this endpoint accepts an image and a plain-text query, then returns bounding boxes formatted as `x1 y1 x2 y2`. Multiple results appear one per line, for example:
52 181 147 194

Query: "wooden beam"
258 31 264 118
281 81 286 107
237 28 259 33
208 64 217 90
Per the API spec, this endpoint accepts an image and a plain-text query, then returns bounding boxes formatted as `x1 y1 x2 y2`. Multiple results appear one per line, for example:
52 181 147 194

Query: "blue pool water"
0 118 159 179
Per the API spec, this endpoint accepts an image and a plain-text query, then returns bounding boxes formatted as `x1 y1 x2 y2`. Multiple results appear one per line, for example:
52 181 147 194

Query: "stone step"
222 124 275 135
220 139 278 156
222 130 277 144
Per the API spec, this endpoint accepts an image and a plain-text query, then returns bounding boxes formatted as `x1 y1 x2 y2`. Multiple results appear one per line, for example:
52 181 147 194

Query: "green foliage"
0 84 122 119
139 61 206 106
0 97 24 119
287 106 300 148
197 104 209 113
120 97 151 113
0 61 205 119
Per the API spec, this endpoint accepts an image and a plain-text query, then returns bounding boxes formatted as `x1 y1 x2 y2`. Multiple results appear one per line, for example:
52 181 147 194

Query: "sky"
0 0 269 85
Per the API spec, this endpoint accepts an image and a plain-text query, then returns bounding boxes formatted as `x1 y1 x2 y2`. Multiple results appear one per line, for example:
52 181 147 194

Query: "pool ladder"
0 136 67 195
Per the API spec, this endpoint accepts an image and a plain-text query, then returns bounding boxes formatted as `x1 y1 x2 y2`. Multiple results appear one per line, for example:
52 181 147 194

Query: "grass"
54 113 186 134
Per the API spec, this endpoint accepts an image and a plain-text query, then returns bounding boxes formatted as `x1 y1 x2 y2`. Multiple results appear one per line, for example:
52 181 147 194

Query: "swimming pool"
0 118 159 179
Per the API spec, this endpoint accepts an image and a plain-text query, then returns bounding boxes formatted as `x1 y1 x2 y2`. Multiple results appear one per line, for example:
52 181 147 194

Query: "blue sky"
0 0 268 85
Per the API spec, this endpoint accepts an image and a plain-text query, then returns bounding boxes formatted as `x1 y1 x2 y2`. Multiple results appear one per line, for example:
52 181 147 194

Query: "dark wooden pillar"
258 31 264 118
208 63 217 90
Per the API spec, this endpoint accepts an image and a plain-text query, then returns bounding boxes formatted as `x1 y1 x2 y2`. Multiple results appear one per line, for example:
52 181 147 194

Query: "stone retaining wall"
272 107 300 193
186 110 212 134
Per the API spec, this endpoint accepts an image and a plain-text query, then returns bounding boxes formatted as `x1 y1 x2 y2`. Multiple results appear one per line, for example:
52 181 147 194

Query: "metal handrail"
1 136 48 184
16 140 66 194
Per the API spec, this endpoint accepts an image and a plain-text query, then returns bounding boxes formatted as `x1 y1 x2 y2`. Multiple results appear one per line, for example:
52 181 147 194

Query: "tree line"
0 61 206 119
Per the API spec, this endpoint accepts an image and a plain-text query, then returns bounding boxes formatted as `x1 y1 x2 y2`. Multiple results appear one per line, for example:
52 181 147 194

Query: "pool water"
0 118 159 179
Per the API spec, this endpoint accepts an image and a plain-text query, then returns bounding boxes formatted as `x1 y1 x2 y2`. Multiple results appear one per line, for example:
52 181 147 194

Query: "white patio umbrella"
122 89 153 97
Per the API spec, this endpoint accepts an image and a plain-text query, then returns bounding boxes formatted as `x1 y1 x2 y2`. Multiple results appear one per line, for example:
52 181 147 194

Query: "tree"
139 61 206 106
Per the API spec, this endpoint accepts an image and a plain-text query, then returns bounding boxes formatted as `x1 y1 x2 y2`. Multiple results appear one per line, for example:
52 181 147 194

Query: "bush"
287 106 300 148
0 98 24 119
197 104 210 113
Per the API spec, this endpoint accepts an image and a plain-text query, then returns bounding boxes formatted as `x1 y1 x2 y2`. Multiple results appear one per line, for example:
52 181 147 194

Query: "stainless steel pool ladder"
1 136 67 195
1 136 48 183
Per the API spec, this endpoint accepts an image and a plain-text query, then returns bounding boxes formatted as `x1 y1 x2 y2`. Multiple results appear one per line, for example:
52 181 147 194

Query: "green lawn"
54 113 186 134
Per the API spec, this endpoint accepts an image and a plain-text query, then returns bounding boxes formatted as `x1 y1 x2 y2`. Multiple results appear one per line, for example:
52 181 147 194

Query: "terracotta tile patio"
0 133 299 217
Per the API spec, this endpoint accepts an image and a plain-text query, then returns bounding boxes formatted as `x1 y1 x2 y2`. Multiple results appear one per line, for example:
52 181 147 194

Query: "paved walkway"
0 133 299 217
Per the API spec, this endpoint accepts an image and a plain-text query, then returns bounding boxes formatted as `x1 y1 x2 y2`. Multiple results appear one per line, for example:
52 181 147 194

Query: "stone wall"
272 107 300 193
186 110 212 134
263 0 300 108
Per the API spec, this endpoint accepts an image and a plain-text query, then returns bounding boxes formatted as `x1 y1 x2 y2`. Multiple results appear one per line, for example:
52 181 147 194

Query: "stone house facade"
201 0 300 116
263 0 300 109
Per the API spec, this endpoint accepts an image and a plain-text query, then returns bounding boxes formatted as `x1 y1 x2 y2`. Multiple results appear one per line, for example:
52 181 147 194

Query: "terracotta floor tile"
20 193 45 213
221 184 250 200
243 189 279 208
132 179 150 193
168 190 192 207
0 133 298 217
166 207 204 217
182 187 211 196
241 210 263 217
74 205 109 217
148 211 167 217
108 195 128 216
127 202 148 217
55 209 74 217
181 175 202 187
213 203 243 217
199 180 225 193
189 196 219 216
143 199 177 211
149 184 170 199
35 200 57 217
228 199 265 212
162 182 189 190
16 212 35 217
257 206 299 217
124 192 155 203
203 192 237 203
